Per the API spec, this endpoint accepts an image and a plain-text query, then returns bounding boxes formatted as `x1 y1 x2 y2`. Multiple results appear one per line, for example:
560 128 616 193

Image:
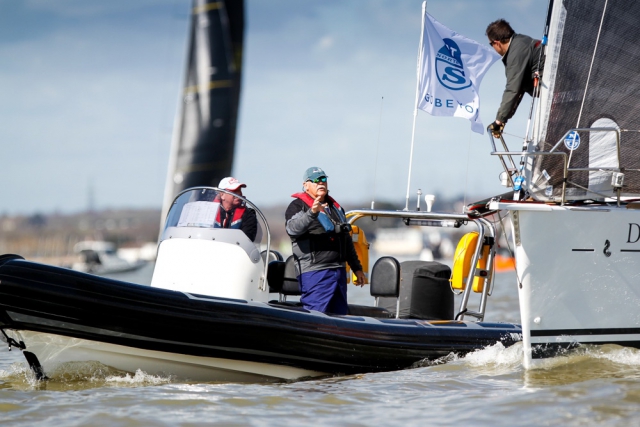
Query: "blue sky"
0 0 545 214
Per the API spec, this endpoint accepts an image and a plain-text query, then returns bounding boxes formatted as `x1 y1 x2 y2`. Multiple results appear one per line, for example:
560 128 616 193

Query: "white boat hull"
5 329 326 383
495 202 640 368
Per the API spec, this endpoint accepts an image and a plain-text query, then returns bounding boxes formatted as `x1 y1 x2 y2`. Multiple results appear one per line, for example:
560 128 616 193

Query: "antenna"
87 179 95 213
371 96 384 209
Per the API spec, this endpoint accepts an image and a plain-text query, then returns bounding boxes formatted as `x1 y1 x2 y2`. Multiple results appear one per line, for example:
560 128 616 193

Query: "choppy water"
2 265 640 426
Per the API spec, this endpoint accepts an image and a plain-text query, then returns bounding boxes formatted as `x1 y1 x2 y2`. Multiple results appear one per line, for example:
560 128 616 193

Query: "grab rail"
345 209 496 322
489 127 623 205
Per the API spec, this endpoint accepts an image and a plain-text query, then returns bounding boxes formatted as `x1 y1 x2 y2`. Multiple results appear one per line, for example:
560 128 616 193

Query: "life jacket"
214 205 246 229
289 192 350 266
292 192 342 210
291 192 346 233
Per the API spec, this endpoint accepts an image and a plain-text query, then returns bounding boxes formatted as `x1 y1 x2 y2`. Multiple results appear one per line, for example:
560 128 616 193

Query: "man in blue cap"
285 167 366 315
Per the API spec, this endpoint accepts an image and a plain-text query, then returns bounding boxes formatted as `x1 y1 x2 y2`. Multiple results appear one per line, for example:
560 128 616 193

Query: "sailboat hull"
497 202 640 368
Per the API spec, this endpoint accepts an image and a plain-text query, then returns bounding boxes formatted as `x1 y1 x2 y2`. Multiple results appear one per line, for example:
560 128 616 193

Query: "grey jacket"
497 33 545 123
285 197 362 276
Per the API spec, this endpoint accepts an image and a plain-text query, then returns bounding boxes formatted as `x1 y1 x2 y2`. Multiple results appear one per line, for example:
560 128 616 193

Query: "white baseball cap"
218 177 246 191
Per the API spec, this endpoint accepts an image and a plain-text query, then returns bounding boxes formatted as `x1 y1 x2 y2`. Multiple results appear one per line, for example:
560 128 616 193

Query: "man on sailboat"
285 167 366 315
215 177 258 241
486 19 545 138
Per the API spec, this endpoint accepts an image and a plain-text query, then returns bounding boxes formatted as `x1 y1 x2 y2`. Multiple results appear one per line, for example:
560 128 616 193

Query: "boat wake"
523 345 640 386
410 342 523 373
0 360 174 390
462 342 523 371
411 342 640 385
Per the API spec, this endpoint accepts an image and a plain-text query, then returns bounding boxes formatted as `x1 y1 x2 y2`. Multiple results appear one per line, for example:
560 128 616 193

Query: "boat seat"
281 255 302 297
267 260 286 293
261 249 284 264
370 256 401 319
267 255 301 302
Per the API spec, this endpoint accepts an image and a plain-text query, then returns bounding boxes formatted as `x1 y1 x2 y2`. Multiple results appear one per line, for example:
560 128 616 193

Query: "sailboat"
480 0 640 368
161 0 244 220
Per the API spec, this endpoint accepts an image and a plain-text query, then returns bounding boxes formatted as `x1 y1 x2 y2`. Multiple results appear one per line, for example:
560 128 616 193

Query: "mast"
161 0 244 224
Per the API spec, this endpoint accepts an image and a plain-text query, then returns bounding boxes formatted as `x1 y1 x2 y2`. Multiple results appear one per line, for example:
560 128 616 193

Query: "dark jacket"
285 194 362 276
497 33 545 123
217 206 258 241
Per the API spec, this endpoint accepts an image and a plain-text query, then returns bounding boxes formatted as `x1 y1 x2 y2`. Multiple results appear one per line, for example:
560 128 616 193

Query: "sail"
528 0 640 201
161 0 244 219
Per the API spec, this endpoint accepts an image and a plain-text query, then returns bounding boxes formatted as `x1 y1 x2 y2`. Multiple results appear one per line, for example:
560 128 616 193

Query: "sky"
0 0 547 215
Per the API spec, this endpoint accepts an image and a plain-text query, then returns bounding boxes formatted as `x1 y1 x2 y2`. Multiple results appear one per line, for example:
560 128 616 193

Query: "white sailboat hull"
495 202 640 368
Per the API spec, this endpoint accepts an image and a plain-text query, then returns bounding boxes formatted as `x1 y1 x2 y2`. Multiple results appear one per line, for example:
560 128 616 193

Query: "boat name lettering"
628 223 640 243
423 93 475 113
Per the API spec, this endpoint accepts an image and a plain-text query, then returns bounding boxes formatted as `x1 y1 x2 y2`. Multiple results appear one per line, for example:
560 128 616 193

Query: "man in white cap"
285 167 366 315
216 177 257 241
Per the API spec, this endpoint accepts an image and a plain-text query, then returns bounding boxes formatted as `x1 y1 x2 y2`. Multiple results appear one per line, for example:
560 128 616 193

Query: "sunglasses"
308 176 327 184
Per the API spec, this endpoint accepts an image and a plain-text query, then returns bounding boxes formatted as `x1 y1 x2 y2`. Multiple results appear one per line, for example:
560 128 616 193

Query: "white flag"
417 6 500 134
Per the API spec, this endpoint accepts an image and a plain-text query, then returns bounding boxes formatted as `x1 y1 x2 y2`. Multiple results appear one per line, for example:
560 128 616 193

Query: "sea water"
1 264 640 426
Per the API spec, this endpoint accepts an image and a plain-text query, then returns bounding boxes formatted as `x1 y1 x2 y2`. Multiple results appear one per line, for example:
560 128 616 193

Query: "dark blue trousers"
299 267 348 315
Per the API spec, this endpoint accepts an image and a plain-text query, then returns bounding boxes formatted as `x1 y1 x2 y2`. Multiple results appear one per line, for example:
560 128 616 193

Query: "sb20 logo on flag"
436 39 471 91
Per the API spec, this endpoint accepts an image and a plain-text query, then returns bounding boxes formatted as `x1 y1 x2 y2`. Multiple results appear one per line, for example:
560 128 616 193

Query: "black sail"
528 0 640 201
162 0 244 216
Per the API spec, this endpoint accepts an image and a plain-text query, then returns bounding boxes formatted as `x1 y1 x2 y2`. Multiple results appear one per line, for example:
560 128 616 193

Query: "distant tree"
26 213 47 228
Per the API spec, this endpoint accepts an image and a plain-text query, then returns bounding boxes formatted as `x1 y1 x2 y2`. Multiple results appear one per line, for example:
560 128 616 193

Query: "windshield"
161 187 269 247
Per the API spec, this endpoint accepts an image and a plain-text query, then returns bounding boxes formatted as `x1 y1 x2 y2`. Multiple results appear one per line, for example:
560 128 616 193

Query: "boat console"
151 187 272 302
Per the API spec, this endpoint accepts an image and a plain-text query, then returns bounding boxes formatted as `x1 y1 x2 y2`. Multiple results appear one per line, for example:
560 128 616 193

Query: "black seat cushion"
370 256 401 298
281 255 302 296
267 260 286 293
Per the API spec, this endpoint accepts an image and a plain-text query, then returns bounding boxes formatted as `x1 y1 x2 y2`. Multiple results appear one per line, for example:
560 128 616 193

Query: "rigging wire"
569 0 609 169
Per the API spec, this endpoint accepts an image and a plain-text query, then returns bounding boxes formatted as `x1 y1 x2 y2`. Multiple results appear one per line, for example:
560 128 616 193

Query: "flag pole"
404 1 427 211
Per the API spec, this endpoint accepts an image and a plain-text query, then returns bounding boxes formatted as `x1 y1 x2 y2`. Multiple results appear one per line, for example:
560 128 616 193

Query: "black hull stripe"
531 327 640 337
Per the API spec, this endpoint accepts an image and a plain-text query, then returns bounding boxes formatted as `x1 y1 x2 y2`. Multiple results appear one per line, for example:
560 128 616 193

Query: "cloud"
0 0 548 214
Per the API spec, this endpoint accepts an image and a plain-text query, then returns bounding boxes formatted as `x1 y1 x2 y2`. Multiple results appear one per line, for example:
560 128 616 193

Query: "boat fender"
346 225 369 284
451 232 488 293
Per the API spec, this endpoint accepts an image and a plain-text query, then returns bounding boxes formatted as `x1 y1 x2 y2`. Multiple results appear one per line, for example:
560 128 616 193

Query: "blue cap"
303 167 328 182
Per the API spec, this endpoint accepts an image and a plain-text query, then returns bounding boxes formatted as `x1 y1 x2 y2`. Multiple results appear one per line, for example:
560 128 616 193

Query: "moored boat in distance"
71 241 147 275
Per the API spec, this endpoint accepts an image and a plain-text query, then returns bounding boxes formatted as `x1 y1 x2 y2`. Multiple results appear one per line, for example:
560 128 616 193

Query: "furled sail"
161 0 244 219
527 0 640 201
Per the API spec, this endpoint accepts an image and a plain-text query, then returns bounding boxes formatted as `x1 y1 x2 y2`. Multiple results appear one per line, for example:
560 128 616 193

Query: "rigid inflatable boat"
0 187 521 382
